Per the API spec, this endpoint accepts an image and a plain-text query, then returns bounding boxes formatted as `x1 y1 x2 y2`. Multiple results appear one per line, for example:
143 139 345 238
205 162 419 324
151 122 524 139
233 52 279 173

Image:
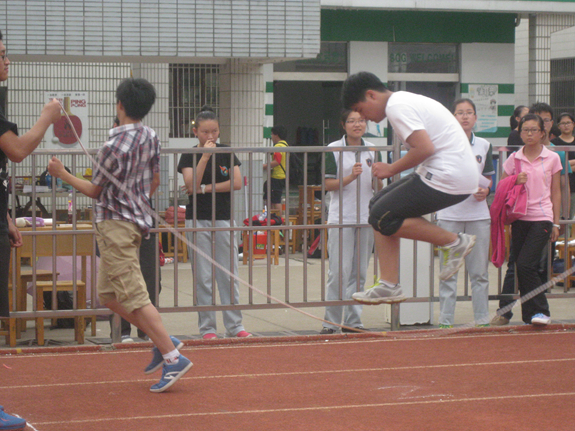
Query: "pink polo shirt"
503 146 562 222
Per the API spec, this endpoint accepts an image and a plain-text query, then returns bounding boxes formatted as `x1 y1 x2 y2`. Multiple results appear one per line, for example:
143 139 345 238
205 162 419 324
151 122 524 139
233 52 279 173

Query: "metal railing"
6 143 575 344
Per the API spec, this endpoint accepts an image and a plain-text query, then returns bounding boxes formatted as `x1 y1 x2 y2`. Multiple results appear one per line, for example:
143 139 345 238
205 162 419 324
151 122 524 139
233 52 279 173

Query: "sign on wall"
45 92 88 148
468 84 498 133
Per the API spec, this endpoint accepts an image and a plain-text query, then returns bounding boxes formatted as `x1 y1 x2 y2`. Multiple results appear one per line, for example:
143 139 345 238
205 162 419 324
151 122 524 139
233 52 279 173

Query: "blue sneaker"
150 355 193 393
144 336 184 375
531 313 551 326
0 408 26 430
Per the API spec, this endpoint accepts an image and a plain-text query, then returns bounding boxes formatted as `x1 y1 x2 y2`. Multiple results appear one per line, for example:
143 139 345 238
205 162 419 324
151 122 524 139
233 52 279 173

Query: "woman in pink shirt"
500 114 562 326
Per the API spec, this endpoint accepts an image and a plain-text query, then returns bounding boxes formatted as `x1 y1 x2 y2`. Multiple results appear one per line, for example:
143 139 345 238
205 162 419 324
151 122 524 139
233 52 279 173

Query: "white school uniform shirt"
324 136 380 225
436 133 495 221
386 91 479 195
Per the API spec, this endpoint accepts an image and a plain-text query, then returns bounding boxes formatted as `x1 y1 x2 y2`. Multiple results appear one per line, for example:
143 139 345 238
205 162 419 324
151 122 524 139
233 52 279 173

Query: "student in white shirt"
436 98 494 328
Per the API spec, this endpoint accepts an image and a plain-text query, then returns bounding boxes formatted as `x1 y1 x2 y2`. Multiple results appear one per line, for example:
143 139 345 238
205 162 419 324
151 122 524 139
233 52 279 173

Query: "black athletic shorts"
369 173 469 236
263 178 285 204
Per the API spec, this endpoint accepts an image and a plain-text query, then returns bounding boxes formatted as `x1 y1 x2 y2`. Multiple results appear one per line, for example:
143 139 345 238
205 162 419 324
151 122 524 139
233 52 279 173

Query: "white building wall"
515 18 530 107
550 26 575 59
460 43 515 147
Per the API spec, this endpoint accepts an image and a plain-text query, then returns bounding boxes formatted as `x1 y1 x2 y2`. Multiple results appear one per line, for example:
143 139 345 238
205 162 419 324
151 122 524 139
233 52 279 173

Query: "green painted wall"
321 10 516 44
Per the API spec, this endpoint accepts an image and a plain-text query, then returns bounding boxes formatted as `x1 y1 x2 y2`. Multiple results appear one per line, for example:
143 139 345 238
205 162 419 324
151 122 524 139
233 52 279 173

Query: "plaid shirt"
92 122 160 235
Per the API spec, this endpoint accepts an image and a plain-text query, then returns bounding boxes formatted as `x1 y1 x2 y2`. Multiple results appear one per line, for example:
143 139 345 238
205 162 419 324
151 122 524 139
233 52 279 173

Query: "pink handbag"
504 158 527 225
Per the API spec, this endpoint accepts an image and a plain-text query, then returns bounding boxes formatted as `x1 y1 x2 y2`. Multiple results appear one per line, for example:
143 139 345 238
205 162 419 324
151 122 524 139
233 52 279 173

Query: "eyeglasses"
558 121 574 126
521 128 542 134
346 119 366 125
454 111 475 117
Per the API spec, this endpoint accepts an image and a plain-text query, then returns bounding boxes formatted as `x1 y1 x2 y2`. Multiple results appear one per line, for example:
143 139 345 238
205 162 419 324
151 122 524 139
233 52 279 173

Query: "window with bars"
169 64 220 138
551 58 575 118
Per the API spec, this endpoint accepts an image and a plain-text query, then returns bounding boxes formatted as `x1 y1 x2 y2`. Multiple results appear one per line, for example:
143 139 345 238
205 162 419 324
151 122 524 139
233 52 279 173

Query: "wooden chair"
242 229 280 265
160 221 188 263
19 225 97 345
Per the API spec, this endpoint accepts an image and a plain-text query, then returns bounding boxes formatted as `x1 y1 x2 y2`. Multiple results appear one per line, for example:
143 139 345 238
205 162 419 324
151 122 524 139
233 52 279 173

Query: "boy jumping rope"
48 78 192 393
341 72 479 304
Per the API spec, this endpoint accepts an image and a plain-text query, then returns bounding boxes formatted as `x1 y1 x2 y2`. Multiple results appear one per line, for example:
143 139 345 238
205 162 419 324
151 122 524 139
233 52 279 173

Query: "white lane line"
3 357 574 390
31 392 575 426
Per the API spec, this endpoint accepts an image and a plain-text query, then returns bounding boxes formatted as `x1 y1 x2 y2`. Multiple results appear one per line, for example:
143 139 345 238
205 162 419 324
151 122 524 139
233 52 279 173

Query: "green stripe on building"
460 83 514 94
476 127 512 139
265 104 273 116
498 105 514 116
263 127 272 139
266 82 274 93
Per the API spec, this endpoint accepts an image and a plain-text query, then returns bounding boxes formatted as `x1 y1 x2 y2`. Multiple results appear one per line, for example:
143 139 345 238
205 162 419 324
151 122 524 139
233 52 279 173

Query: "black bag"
43 291 75 329
279 148 304 186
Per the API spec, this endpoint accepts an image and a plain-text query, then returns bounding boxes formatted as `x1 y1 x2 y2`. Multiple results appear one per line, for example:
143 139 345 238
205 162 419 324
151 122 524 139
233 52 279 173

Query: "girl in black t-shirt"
177 106 251 339
552 112 575 217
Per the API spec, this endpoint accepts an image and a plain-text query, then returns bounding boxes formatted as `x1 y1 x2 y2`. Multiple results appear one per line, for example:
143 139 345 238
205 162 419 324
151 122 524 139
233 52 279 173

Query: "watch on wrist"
201 184 206 194
553 224 560 229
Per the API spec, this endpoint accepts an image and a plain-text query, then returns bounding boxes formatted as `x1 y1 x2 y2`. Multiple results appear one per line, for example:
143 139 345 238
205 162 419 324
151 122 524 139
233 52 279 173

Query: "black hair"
194 105 218 128
557 112 575 124
271 125 287 140
530 102 553 119
113 116 119 127
341 72 388 110
518 113 544 133
510 105 527 129
115 78 156 121
452 98 476 114
0 30 3 41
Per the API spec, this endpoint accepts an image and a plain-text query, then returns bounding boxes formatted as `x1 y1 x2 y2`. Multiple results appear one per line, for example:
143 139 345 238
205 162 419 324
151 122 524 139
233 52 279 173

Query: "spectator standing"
436 99 494 328
263 125 288 218
508 105 529 147
320 110 381 334
177 106 252 340
551 112 575 218
493 114 561 326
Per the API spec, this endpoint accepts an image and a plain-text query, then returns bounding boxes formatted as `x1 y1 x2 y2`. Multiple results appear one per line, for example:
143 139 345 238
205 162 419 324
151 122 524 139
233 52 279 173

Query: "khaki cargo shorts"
95 220 151 314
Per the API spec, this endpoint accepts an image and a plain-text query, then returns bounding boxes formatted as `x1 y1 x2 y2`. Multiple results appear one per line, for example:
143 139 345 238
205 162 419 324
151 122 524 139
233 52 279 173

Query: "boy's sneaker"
531 313 551 326
150 355 193 393
320 327 337 335
144 336 184 375
352 283 405 304
0 408 26 430
490 315 510 326
439 233 476 281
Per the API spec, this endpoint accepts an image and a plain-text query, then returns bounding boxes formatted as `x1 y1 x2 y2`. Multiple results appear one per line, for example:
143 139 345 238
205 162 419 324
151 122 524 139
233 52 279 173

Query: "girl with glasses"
498 114 561 326
552 113 575 218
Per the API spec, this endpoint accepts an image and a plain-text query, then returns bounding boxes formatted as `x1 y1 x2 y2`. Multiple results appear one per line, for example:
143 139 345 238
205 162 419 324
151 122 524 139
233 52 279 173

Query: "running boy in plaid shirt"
48 78 192 393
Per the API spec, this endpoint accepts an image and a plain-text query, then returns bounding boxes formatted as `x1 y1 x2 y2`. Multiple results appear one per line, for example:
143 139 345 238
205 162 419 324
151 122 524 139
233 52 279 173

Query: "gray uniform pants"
185 219 244 337
437 219 491 326
323 226 373 330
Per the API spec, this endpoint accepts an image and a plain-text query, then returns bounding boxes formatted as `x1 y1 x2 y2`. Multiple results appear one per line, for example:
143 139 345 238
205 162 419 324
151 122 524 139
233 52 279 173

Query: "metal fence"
6 144 575 344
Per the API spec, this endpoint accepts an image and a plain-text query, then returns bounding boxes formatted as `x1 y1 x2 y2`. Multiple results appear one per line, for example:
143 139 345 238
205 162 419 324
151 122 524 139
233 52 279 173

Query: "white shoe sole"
149 361 193 393
531 319 550 326
352 295 406 305
439 235 477 281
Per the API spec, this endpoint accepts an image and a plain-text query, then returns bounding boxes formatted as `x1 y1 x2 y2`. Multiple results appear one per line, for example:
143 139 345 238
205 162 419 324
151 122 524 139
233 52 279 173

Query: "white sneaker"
531 313 551 326
352 282 405 304
439 233 476 281
121 335 134 343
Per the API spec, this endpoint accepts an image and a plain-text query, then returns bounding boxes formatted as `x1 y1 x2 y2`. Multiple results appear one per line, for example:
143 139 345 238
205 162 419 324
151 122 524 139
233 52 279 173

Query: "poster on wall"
45 92 88 148
468 84 498 133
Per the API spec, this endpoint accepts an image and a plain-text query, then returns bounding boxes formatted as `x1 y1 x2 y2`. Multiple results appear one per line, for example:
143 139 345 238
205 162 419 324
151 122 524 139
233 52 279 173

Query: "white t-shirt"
325 136 380 224
436 134 495 221
386 91 479 195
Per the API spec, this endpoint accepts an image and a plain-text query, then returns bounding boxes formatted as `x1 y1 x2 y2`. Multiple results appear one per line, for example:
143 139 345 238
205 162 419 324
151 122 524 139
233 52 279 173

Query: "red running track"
2 327 575 431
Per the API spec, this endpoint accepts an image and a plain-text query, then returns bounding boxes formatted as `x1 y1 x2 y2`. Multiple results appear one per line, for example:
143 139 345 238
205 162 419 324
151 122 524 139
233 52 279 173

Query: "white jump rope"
57 102 575 337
